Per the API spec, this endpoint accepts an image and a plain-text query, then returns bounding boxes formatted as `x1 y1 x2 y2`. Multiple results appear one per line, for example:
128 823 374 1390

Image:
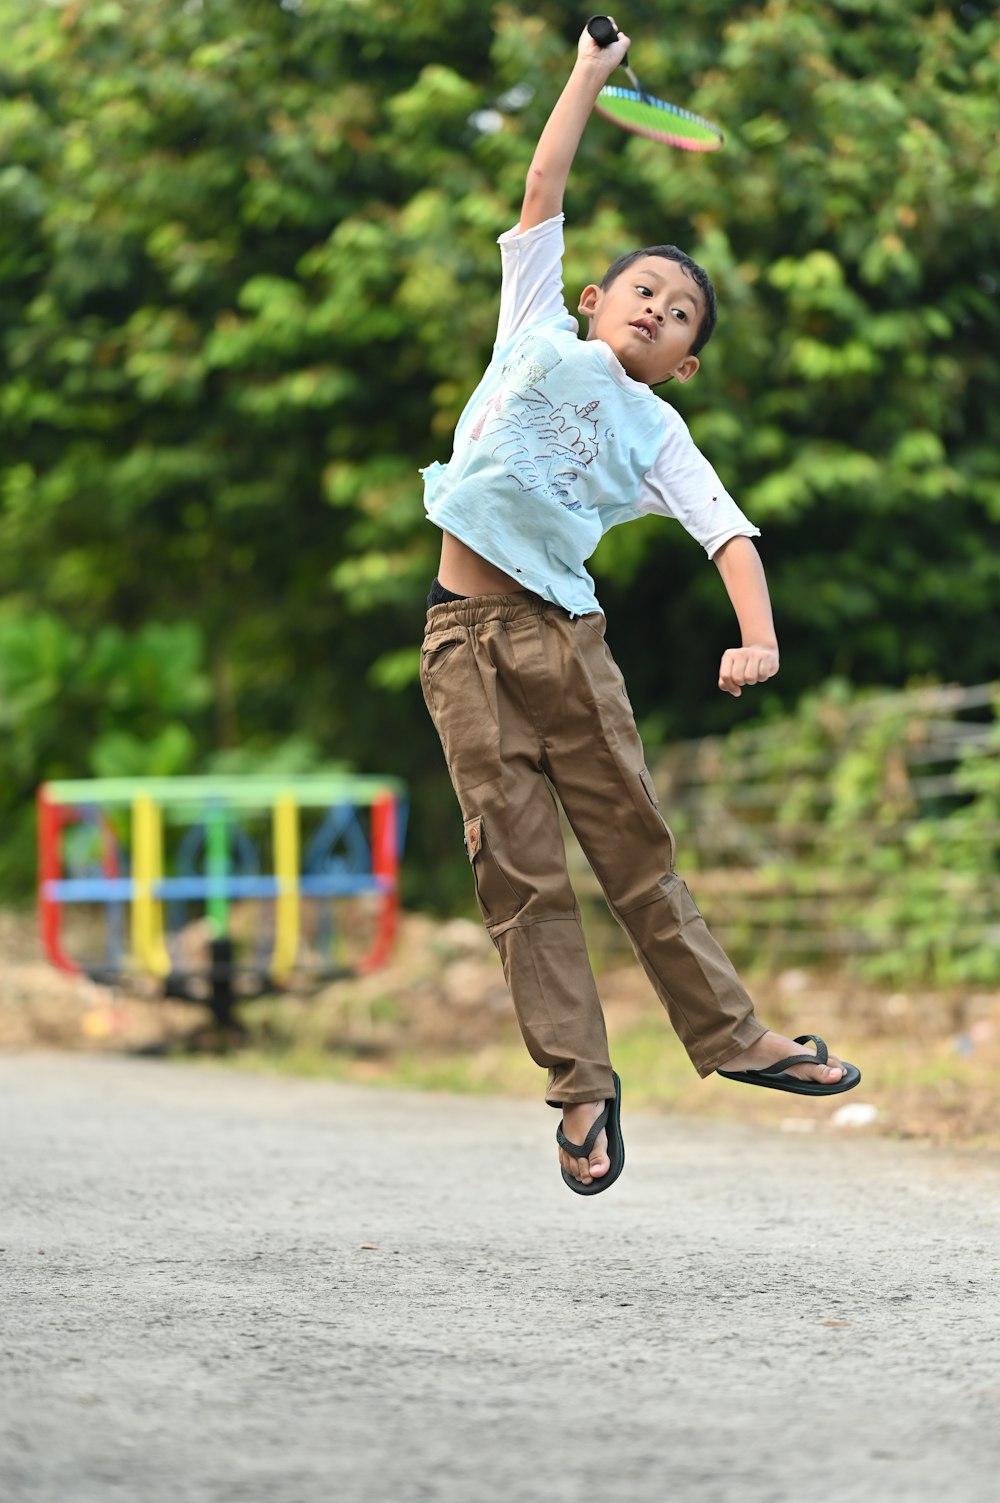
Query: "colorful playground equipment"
37 775 407 1026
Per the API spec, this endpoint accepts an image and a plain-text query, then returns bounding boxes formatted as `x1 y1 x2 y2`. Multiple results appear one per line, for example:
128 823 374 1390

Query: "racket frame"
594 84 724 153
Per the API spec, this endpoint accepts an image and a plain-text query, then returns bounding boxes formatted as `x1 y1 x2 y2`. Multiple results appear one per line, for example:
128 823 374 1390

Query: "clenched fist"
718 644 779 698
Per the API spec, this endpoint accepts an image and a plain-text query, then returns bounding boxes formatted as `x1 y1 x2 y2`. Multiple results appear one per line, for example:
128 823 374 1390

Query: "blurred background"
1 1 998 1092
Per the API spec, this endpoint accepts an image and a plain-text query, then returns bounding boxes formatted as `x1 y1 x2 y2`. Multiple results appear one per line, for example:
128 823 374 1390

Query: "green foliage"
0 609 208 888
677 678 1000 987
1 0 998 926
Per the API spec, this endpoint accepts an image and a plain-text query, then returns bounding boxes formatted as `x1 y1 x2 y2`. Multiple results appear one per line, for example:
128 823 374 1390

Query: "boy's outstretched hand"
578 16 631 70
718 645 780 698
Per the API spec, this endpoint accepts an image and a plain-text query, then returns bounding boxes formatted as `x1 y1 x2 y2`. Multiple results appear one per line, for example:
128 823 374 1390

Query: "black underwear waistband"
427 577 469 608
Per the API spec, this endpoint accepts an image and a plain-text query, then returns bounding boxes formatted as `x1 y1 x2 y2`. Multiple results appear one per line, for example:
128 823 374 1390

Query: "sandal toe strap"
556 1102 610 1157
757 1034 830 1076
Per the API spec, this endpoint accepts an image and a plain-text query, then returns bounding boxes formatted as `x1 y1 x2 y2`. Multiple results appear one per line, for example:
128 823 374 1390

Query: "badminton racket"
587 14 724 153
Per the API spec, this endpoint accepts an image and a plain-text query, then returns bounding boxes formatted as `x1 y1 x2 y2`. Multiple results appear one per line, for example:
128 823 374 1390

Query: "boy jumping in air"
419 19 860 1195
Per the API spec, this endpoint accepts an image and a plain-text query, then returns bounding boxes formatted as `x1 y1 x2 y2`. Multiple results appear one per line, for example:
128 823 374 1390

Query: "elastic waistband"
424 588 558 630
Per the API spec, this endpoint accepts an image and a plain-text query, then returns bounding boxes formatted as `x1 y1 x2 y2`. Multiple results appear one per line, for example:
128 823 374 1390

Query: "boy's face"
578 257 703 386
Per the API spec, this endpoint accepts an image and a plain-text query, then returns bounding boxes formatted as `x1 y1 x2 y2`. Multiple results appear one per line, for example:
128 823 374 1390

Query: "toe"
559 1147 586 1182
796 1062 843 1084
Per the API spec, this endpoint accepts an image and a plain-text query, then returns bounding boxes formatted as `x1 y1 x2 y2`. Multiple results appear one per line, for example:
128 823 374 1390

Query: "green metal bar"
42 775 404 808
205 802 229 931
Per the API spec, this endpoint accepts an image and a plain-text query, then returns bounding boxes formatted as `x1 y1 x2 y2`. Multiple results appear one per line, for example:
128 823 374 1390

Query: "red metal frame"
37 786 79 975
357 793 399 974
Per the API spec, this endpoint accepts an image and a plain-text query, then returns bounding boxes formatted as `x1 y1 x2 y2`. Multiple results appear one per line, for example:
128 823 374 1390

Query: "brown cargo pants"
420 590 765 1106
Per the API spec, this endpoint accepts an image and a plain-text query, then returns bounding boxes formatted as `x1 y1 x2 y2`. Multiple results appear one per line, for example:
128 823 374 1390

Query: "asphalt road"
2 1051 999 1503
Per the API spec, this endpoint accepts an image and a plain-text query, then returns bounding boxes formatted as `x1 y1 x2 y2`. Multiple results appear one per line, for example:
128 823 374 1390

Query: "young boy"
419 20 860 1195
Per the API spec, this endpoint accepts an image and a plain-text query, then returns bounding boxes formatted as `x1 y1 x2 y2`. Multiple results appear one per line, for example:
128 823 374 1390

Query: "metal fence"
567 682 1000 980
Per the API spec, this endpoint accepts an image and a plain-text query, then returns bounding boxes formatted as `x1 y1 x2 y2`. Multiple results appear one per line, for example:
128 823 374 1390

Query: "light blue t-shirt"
422 216 759 616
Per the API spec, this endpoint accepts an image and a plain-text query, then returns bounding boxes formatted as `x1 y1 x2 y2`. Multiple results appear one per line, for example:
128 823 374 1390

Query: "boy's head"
578 246 717 387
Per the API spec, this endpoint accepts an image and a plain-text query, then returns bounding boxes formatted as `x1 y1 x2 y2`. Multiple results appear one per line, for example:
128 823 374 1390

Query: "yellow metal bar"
131 795 171 978
271 794 300 981
130 797 149 970
147 798 170 977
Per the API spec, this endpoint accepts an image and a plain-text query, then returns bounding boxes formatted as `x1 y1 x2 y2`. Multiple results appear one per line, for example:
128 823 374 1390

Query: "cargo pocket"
420 633 464 679
639 767 676 871
464 815 521 926
419 633 464 717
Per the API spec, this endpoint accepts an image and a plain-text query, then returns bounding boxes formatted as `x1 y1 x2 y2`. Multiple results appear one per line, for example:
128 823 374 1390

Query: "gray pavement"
1 1050 999 1503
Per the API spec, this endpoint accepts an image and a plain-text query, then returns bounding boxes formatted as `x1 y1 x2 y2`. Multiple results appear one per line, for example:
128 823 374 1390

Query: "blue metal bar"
45 879 135 902
44 874 394 903
298 875 393 897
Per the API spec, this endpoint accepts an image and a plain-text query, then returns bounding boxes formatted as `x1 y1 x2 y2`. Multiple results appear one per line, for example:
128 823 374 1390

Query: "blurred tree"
0 0 997 901
588 0 1000 741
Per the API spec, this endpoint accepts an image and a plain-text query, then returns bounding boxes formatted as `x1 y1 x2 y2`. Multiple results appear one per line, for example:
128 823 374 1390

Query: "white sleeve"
494 215 578 348
637 409 761 559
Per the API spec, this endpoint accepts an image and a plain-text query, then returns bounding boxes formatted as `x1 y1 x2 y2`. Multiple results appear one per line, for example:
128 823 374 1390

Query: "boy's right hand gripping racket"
587 14 724 152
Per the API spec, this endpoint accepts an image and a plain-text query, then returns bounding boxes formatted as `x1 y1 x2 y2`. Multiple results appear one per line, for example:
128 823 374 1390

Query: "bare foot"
720 1031 845 1086
558 1101 610 1186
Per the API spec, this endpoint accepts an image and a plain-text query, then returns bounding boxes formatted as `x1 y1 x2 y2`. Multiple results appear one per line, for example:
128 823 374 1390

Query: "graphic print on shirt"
468 335 610 511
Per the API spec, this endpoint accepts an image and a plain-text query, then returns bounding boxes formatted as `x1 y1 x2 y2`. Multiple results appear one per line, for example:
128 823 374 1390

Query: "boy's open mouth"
630 318 657 342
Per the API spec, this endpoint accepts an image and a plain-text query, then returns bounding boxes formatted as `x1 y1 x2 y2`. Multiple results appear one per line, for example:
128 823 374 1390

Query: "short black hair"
600 246 718 356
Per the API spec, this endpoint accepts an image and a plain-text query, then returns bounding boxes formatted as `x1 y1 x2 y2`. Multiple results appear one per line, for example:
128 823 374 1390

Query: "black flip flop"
556 1071 625 1196
717 1034 861 1096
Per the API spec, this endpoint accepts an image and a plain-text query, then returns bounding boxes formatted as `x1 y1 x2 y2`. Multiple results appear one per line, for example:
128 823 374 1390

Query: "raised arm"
518 20 631 232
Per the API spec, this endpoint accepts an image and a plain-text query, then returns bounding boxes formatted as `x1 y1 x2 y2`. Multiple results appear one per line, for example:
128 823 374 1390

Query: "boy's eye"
672 308 688 321
637 285 652 297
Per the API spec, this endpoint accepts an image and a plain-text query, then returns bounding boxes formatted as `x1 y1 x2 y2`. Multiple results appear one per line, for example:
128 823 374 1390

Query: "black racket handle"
586 15 619 48
586 15 631 72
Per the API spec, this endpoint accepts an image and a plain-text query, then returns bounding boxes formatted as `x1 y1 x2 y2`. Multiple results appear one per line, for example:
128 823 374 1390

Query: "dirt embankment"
3 908 999 1147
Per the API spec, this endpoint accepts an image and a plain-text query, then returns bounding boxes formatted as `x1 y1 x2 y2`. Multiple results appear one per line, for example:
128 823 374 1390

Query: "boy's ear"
578 283 602 320
672 354 700 384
